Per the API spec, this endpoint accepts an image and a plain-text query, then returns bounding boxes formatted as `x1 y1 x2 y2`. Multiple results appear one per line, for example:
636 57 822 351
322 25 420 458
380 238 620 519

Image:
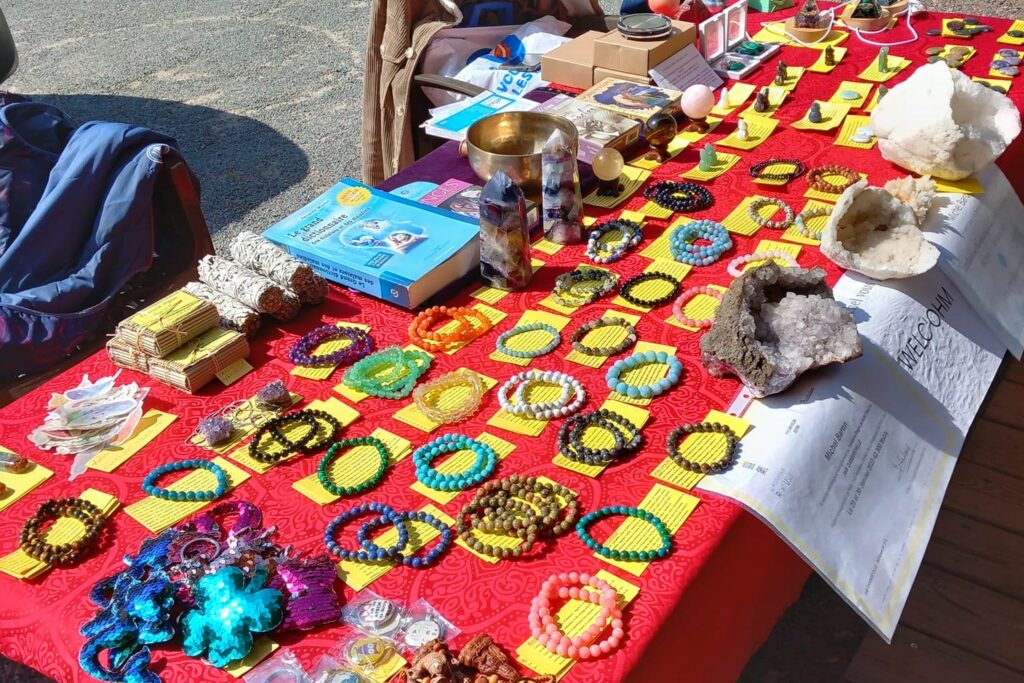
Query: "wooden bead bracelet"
666 421 739 473
806 165 859 194
19 497 107 566
748 158 806 182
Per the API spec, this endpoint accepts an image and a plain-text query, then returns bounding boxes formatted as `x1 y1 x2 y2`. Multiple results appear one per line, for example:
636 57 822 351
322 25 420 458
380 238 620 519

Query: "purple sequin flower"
289 325 373 367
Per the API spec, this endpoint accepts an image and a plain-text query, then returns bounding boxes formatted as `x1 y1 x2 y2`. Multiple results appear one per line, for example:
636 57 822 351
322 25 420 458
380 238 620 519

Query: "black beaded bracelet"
619 272 680 308
642 181 714 213
570 316 638 356
249 409 341 463
666 421 739 473
558 409 643 465
748 158 807 182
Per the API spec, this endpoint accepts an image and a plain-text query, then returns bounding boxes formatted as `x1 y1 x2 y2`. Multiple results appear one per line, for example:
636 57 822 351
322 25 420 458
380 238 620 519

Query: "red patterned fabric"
1 11 1022 683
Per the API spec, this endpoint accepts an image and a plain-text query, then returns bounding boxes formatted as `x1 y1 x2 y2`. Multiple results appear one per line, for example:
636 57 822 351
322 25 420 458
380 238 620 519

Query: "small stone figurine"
541 128 584 244
775 61 788 86
717 86 730 110
479 170 531 291
698 143 718 172
878 46 889 73
592 148 625 197
807 102 823 124
753 87 770 113
824 45 836 66
736 118 749 141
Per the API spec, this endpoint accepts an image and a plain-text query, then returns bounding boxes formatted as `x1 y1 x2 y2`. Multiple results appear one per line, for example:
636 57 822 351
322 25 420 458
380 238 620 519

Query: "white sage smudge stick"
183 281 261 338
197 255 300 321
228 230 328 304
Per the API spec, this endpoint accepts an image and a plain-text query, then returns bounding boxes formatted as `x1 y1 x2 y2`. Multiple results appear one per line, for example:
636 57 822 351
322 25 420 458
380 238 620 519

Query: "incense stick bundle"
228 231 328 304
197 255 300 321
116 290 219 357
183 281 261 338
106 336 151 373
147 327 249 393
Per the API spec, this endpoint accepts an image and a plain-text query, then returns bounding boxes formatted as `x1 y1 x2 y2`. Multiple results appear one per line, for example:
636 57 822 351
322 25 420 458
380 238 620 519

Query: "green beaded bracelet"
575 505 672 561
317 436 391 496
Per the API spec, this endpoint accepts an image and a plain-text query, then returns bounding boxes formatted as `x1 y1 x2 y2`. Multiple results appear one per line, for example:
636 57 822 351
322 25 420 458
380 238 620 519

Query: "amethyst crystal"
541 129 584 244
479 170 532 291
198 415 234 446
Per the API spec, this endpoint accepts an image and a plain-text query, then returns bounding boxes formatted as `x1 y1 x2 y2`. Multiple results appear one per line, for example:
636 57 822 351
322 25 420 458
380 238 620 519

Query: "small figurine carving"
408 639 459 683
592 148 625 197
458 634 520 682
736 118 749 141
878 46 889 73
851 0 882 18
644 112 678 162
794 0 824 28
775 61 788 86
698 143 718 172
807 102 823 124
717 86 730 110
753 88 770 113
824 45 836 66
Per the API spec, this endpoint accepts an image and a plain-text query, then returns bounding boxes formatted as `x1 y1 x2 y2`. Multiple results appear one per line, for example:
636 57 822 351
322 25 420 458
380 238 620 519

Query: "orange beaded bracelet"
408 306 493 351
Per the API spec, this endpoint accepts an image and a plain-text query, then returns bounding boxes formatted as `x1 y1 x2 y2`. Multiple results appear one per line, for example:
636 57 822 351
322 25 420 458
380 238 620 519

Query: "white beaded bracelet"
727 251 800 278
497 370 586 420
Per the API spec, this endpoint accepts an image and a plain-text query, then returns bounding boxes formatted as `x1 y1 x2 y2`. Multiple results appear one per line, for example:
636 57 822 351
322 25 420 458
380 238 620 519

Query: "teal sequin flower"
181 566 284 668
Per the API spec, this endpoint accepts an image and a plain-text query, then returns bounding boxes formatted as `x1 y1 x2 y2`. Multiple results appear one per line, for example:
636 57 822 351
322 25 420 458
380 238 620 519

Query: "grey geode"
700 262 862 397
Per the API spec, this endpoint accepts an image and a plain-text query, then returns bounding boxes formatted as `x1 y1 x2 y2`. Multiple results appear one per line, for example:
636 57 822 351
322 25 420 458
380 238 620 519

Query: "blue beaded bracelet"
324 502 409 561
413 434 497 491
668 219 732 266
357 510 454 568
605 350 683 399
142 459 229 501
576 506 673 561
495 322 561 359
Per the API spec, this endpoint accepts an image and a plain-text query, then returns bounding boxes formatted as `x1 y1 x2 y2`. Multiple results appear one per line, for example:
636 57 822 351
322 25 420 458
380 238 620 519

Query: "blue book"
262 179 480 308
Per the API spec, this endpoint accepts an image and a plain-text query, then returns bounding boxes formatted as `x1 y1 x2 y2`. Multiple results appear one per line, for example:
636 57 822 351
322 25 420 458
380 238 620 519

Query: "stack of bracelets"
585 218 643 264
412 434 498 491
529 572 624 659
324 502 452 567
668 220 732 266
289 324 373 367
726 251 800 277
19 498 108 566
576 506 673 561
552 268 617 308
666 421 740 473
806 164 859 194
795 206 832 239
142 459 229 501
412 370 485 424
642 180 714 213
558 408 643 465
457 476 579 559
748 158 806 182
497 369 586 420
569 316 638 356
618 272 680 309
747 197 795 229
317 435 392 496
408 305 494 352
247 408 342 464
495 322 561 359
342 346 433 399
672 286 724 328
606 350 684 399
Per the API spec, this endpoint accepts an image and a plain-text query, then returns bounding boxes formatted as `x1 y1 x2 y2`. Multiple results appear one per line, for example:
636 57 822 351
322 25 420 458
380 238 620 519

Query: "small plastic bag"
338 633 401 678
243 648 311 683
308 653 372 683
395 598 461 655
341 589 405 637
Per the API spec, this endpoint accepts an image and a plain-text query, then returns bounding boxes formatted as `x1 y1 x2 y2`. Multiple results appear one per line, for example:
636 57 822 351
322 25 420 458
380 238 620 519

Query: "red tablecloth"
1 10 1022 683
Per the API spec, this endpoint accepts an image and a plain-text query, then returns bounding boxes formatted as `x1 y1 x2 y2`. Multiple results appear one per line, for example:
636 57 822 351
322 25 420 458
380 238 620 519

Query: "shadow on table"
22 93 309 241
0 657 52 683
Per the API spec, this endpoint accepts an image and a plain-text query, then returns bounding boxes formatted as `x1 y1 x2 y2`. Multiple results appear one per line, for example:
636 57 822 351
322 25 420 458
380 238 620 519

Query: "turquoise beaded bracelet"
668 220 732 266
142 459 229 501
495 322 561 359
413 434 497 491
576 506 672 561
605 350 683 399
318 436 391 496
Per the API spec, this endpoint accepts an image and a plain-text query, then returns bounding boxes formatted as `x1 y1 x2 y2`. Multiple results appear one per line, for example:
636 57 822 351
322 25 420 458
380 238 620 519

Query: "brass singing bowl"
460 112 579 202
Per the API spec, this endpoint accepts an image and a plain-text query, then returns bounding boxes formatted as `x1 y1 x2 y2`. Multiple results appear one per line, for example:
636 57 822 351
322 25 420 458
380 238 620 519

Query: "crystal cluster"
541 129 583 244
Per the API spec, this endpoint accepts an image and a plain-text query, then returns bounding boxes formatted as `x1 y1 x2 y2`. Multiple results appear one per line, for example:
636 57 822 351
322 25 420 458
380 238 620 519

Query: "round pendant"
404 617 443 648
348 637 392 667
357 599 401 634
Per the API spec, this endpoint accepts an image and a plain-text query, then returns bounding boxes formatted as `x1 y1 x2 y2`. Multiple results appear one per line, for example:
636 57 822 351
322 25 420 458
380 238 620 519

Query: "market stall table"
1 9 1023 683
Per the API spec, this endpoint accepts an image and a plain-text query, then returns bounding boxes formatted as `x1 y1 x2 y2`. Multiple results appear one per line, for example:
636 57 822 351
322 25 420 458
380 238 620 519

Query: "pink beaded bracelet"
672 286 724 328
726 251 799 278
528 572 624 660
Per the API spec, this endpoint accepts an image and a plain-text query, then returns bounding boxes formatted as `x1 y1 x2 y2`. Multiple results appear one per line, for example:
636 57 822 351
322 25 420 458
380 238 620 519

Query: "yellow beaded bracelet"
412 370 485 424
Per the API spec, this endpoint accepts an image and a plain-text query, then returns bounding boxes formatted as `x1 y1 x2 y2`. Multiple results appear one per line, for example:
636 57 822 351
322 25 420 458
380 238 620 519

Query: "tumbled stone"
925 29 941 36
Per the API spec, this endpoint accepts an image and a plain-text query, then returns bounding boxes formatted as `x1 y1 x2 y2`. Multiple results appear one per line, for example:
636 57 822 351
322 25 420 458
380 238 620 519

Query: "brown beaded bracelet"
806 165 859 194
666 422 739 473
19 497 107 566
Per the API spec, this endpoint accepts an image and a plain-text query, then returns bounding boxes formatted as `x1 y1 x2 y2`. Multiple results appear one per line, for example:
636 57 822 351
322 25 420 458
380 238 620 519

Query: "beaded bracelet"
726 251 799 278
495 322 561 359
412 370 485 425
342 346 433 399
806 164 859 194
248 409 342 464
142 459 229 501
528 572 623 659
795 207 832 240
618 272 680 309
666 422 739 473
324 502 409 561
668 220 732 266
552 268 617 308
748 158 806 182
642 180 714 213
19 498 107 566
747 197 795 229
497 369 586 420
461 476 579 546
672 286 724 328
570 317 637 356
459 498 543 558
576 506 672 561
413 434 497 491
289 325 373 367
558 409 642 465
585 219 643 264
606 349 683 399
409 306 493 351
317 436 391 496
357 510 453 568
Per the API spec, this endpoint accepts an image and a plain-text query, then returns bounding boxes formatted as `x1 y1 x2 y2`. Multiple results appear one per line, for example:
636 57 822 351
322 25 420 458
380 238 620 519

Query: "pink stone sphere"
681 84 715 119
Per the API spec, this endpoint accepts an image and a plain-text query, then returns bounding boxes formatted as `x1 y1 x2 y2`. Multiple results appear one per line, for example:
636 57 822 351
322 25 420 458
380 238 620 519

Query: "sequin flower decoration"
181 565 284 667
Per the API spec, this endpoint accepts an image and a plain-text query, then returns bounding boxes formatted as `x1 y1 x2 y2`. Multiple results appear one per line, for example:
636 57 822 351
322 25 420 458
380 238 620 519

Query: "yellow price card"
791 101 851 131
972 76 1013 95
124 458 250 533
292 428 413 505
807 46 847 73
933 176 985 195
709 82 756 116
639 215 690 261
583 166 650 209
739 86 788 119
651 410 752 490
858 54 911 82
223 638 279 678
680 151 740 182
87 409 178 473
628 134 689 170
715 116 778 151
553 400 649 478
471 259 545 305
490 310 572 366
538 267 617 316
835 115 875 150
997 20 1024 45
721 196 770 234
827 81 873 108
0 449 52 513
677 116 722 143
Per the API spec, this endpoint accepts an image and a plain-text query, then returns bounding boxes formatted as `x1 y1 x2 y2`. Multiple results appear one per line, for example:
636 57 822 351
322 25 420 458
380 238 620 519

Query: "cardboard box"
541 30 601 89
593 66 653 86
593 21 697 76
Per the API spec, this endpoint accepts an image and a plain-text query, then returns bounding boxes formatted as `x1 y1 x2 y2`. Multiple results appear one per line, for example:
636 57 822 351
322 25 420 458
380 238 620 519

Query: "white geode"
820 180 939 280
871 62 1021 180
883 175 937 224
